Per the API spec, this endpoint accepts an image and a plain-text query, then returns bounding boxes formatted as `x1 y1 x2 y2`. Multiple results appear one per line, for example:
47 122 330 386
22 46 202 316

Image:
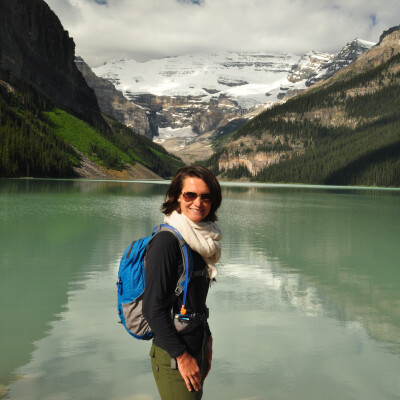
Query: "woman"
142 165 223 399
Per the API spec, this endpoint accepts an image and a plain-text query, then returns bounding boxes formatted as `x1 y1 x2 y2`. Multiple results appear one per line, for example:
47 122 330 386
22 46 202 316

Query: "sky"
45 0 400 67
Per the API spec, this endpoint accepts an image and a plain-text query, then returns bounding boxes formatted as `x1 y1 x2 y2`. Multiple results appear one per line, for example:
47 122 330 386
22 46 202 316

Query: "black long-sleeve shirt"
142 230 211 359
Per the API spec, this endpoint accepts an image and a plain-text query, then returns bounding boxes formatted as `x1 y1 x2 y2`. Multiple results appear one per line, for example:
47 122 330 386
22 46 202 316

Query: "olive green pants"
149 341 209 400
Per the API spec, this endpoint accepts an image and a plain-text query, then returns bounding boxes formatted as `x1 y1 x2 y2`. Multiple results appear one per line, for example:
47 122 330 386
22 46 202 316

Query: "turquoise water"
1 179 399 399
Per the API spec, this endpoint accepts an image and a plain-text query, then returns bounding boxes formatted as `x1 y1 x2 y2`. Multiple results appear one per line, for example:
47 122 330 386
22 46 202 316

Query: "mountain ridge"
203 28 400 187
0 0 183 179
88 39 374 163
93 39 375 112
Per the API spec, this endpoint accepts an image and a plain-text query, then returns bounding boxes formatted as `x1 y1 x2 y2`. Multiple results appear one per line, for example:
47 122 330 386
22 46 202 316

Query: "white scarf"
164 211 223 279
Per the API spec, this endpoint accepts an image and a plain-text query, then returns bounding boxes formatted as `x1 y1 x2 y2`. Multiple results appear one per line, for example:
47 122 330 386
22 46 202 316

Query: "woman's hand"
204 336 213 379
176 351 202 392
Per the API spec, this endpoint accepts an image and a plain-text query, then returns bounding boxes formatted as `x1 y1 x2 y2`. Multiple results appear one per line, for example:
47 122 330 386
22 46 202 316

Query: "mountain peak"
378 25 400 44
349 27 400 69
287 38 375 89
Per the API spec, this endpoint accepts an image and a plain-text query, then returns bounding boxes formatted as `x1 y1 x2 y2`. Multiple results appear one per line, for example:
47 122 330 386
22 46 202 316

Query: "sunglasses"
181 191 213 204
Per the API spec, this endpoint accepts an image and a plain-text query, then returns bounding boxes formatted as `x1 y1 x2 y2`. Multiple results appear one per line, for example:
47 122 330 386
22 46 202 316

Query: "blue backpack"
116 224 193 340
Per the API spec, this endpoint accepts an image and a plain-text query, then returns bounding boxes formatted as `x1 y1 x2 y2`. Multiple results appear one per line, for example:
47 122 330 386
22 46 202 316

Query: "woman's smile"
178 177 212 222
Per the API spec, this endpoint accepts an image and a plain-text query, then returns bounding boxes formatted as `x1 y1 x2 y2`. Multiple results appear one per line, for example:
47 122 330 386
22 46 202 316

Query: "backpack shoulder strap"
152 224 193 315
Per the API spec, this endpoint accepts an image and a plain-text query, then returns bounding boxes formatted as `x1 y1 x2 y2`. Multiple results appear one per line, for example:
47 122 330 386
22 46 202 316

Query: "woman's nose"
193 196 202 206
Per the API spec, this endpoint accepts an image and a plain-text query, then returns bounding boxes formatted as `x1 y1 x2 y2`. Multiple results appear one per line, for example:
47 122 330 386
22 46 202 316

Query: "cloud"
177 0 204 5
45 0 400 67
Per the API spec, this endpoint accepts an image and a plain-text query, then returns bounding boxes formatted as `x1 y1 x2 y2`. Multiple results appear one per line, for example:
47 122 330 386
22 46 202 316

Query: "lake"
1 179 400 400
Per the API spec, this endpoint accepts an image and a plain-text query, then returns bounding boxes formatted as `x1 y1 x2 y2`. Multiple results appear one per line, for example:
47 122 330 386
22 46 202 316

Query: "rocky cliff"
129 92 243 136
0 0 106 130
358 25 400 67
75 57 152 138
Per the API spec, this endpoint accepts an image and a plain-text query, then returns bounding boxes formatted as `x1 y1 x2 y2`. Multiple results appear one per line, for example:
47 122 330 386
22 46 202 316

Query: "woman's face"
178 177 212 223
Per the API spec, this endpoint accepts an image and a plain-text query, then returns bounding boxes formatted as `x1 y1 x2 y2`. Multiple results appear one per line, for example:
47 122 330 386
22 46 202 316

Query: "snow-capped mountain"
93 38 374 112
88 39 374 160
288 51 335 84
305 39 376 86
93 51 304 110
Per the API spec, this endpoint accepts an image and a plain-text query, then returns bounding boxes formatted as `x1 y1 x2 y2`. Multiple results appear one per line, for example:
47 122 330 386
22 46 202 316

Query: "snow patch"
93 51 302 110
156 126 197 140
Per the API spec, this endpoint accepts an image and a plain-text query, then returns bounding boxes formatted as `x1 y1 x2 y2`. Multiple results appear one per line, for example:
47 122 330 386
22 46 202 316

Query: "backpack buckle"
116 278 123 295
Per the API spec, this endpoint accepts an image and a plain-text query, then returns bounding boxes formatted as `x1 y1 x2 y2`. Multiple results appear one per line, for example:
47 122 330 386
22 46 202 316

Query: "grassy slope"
44 109 132 169
45 109 184 177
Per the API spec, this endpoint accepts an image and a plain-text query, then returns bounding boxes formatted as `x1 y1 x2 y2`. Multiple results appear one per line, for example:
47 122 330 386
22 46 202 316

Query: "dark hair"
161 165 222 222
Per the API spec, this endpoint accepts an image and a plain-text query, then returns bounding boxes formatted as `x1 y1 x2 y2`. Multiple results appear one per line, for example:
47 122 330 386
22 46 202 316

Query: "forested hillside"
0 0 183 180
204 33 400 187
0 82 183 178
0 83 75 177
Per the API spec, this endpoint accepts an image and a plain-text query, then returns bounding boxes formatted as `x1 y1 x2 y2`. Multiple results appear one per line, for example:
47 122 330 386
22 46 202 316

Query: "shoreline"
1 177 400 192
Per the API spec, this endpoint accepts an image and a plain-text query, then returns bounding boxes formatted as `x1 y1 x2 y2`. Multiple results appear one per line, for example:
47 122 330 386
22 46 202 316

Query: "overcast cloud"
45 0 400 67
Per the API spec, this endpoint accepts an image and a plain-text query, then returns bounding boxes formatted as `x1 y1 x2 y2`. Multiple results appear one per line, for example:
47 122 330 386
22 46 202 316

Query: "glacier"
93 51 309 109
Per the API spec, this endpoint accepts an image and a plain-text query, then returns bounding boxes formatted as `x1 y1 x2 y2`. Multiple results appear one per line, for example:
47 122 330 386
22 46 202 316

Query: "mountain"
93 52 303 111
203 27 400 187
0 0 106 130
288 39 375 88
91 40 374 161
75 56 153 138
0 0 183 179
92 51 301 155
93 41 374 116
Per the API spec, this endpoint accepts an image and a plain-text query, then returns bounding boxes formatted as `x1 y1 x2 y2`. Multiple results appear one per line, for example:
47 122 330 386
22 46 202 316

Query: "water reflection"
217 185 400 355
0 178 169 196
1 179 400 400
0 179 167 392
